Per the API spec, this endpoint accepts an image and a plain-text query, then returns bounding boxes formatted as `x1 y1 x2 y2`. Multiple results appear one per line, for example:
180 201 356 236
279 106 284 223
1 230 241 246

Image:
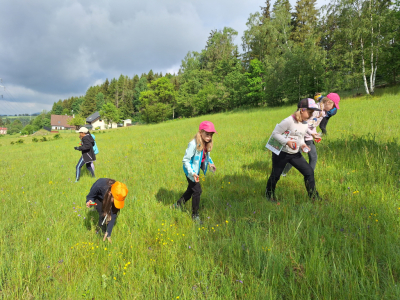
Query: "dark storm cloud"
0 0 327 114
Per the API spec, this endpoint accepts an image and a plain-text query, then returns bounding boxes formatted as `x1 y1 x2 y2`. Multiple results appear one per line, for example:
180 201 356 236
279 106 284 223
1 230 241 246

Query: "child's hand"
301 144 311 152
86 200 95 208
193 174 199 182
209 164 216 173
287 141 296 150
312 133 321 140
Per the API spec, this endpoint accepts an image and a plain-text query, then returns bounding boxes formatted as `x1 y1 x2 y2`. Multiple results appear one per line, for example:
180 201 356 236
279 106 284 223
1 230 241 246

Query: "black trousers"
319 117 329 135
94 200 107 232
181 176 202 216
266 151 318 199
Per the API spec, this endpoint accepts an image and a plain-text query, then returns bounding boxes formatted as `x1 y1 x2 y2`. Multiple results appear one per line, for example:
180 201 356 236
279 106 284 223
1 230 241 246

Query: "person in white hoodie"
265 98 321 202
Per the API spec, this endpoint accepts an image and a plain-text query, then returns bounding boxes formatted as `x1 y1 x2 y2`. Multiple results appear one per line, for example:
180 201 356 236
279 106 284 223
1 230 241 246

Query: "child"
319 93 340 135
85 178 128 243
265 99 321 201
314 92 323 102
173 121 217 221
282 96 336 175
74 127 96 182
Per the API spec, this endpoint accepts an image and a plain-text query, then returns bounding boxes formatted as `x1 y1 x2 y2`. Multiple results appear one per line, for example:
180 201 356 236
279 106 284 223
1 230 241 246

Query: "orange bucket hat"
111 182 128 209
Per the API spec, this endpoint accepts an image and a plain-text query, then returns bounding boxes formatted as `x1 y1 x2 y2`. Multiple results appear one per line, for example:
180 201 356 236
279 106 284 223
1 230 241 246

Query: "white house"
0 127 7 134
51 115 75 130
123 119 132 127
86 111 117 130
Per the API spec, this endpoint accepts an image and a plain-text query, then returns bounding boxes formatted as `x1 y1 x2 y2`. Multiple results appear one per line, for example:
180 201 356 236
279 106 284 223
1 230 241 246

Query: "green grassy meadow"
1 88 400 299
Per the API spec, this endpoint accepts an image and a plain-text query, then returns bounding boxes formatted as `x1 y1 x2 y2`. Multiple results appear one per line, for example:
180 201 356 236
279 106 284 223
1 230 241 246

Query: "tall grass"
1 90 400 299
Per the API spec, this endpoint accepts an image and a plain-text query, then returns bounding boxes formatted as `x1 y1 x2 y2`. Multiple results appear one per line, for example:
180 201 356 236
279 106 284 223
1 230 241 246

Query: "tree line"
8 0 400 132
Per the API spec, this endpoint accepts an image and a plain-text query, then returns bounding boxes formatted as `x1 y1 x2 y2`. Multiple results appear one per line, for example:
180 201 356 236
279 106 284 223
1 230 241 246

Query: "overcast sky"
0 0 328 115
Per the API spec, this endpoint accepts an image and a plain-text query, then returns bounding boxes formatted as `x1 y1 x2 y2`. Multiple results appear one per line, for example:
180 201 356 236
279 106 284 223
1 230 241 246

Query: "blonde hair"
321 97 334 106
294 110 303 122
193 130 213 152
294 108 315 122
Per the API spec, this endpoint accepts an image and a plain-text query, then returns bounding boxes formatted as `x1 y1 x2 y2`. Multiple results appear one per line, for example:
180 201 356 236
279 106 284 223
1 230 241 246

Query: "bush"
103 131 106 133
16 139 24 144
54 133 61 140
32 138 38 143
95 126 101 130
10 141 14 145
40 137 47 142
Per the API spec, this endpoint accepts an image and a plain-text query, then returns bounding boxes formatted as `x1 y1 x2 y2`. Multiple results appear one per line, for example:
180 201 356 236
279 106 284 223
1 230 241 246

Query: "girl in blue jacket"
173 121 217 221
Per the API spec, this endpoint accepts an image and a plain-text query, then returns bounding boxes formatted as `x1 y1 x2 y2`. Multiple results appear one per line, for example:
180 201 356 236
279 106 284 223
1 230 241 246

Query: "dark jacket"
325 107 337 118
77 134 96 163
86 178 119 237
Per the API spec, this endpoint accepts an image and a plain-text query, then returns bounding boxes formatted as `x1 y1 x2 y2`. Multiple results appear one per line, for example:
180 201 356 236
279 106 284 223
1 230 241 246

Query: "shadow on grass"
84 209 99 230
155 187 182 207
83 209 119 232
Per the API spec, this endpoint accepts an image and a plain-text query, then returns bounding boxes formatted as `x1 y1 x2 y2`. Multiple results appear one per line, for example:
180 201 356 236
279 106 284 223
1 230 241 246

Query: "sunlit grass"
1 88 400 298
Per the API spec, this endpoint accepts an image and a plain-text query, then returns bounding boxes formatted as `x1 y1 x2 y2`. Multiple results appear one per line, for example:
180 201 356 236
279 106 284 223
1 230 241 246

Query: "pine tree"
261 0 271 20
71 97 84 114
80 86 99 117
101 78 109 95
291 0 318 45
95 92 105 111
132 75 139 89
106 78 118 104
147 70 155 84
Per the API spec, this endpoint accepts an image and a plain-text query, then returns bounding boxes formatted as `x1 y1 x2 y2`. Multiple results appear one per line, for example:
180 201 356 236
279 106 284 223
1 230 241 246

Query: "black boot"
171 197 185 209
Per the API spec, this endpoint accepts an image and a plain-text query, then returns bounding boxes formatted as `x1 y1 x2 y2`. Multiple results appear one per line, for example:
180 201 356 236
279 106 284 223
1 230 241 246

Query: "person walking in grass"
172 121 217 222
85 178 128 243
74 127 96 182
281 94 340 176
265 99 321 202
318 93 341 135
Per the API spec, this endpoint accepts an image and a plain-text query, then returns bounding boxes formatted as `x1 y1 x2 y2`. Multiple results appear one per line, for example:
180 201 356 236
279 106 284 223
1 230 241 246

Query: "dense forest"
2 0 399 133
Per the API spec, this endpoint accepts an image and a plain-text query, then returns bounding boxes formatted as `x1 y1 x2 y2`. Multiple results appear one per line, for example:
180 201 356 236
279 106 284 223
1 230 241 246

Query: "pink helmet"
327 93 340 109
199 121 217 133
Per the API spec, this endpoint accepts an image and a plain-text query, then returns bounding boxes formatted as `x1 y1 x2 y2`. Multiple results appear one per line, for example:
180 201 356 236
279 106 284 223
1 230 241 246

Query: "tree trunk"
369 0 375 94
360 37 370 95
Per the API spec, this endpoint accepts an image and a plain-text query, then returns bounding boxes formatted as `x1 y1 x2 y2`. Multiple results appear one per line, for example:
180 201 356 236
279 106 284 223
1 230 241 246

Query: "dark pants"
94 199 106 233
319 117 329 135
94 199 117 237
283 140 318 174
266 151 318 199
75 157 95 181
181 176 202 216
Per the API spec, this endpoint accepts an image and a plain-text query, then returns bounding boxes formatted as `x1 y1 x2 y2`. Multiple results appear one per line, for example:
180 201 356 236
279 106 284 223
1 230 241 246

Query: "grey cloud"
0 0 327 114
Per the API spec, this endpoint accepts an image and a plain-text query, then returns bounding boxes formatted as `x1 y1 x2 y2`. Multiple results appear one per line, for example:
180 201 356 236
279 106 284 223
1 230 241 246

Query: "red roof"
0 127 7 130
51 115 75 128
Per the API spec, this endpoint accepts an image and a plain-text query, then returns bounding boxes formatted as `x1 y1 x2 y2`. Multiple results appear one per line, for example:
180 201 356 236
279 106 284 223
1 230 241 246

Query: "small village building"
86 111 117 130
51 115 75 130
123 119 132 127
0 127 7 134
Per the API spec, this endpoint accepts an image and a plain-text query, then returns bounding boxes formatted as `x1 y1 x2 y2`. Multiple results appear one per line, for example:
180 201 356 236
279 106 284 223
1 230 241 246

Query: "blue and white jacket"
182 139 214 182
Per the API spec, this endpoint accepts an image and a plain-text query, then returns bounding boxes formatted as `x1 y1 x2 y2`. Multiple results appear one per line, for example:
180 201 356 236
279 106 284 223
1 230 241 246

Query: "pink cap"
199 121 217 133
327 93 340 109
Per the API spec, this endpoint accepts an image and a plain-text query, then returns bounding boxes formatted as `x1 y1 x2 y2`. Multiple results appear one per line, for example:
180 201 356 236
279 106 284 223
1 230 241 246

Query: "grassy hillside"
1 88 400 299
